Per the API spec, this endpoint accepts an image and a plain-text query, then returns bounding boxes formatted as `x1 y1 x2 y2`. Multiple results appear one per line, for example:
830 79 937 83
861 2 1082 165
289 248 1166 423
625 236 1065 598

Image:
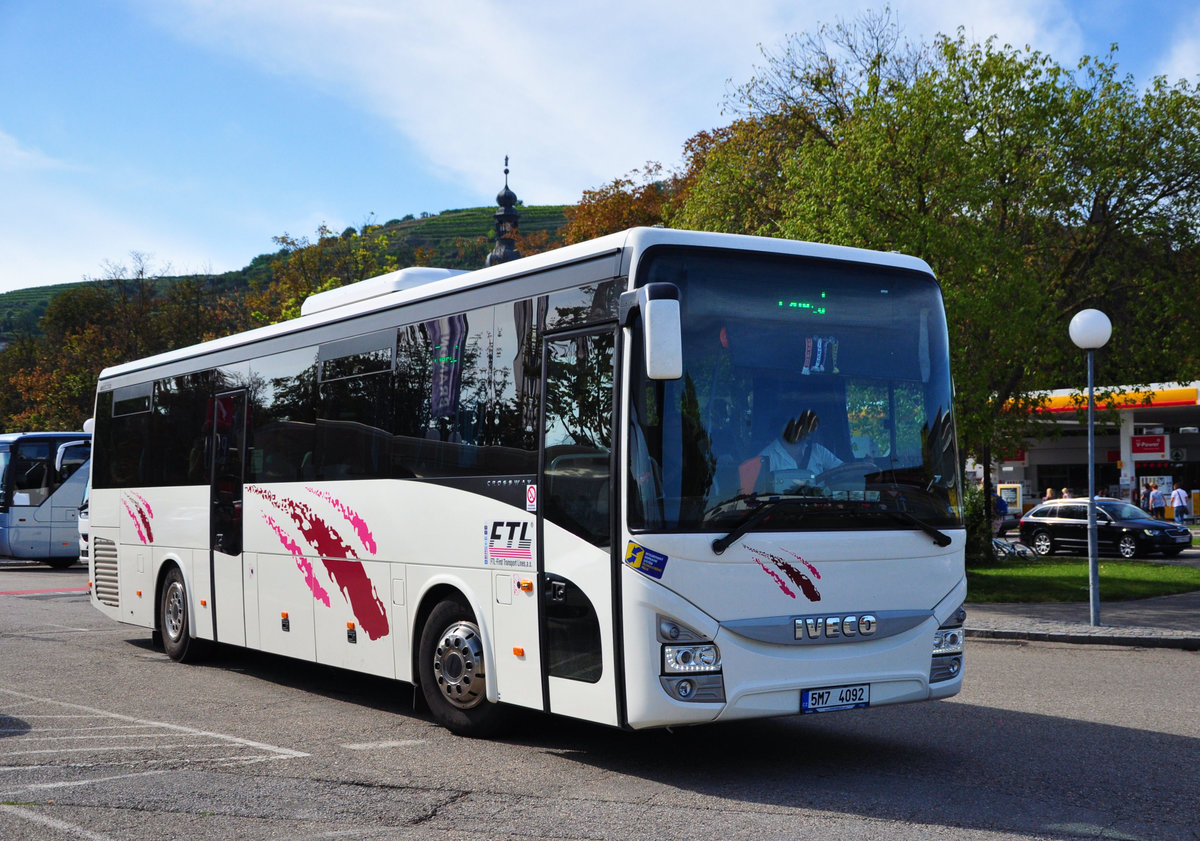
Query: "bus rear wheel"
418 596 509 737
159 567 207 662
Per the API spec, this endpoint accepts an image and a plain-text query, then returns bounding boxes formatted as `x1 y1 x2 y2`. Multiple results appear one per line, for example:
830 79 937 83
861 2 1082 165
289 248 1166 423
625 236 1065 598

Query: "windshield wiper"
711 497 808 555
879 509 952 546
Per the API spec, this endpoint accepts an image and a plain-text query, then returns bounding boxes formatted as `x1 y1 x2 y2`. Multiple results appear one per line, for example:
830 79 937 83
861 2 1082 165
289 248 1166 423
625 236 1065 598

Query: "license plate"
1175 535 1190 543
801 683 870 713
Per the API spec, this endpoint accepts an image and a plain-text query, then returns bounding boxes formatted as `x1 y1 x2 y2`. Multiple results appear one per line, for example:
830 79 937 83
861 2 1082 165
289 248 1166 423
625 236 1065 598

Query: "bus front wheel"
418 596 508 737
159 567 206 662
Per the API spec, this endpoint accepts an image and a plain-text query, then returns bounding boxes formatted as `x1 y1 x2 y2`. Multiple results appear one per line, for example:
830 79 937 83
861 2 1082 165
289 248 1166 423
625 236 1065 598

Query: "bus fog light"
663 644 721 673
659 674 725 703
932 628 964 655
930 654 962 683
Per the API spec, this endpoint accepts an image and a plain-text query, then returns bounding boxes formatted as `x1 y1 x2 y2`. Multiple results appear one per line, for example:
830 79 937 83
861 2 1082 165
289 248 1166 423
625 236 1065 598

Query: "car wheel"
1031 531 1055 555
1117 534 1140 559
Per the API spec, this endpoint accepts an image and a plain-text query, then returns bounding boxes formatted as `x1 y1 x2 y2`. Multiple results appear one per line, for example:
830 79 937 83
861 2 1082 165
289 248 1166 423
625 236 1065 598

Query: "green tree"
252 218 399 324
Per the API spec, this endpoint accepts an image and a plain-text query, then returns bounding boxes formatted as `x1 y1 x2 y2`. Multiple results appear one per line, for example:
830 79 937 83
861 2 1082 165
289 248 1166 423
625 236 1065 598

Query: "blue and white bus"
0 431 91 568
88 227 965 735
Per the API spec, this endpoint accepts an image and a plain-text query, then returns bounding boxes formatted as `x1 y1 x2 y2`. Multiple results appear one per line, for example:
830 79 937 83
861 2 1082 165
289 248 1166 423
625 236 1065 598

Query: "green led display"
778 291 828 315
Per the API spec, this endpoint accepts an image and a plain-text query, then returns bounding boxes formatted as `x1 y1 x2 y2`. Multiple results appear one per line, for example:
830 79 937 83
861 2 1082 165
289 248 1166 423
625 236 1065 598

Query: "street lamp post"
1069 308 1112 626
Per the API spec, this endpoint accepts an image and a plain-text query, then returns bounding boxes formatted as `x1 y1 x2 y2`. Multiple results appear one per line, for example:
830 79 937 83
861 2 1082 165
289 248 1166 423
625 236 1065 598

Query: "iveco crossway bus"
88 227 965 735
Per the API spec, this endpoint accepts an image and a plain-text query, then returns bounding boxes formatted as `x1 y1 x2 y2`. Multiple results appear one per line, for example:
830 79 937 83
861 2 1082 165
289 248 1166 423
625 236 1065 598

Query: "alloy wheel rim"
164 581 185 641
433 620 486 710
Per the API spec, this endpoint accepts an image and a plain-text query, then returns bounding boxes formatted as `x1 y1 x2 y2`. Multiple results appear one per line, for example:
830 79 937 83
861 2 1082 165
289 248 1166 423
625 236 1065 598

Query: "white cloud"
894 0 1084 62
0 129 76 173
137 1 827 202
1155 8 1200 83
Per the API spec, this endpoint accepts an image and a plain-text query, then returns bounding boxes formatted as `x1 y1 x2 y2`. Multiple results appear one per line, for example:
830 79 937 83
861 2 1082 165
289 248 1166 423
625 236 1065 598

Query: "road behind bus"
2 560 1197 841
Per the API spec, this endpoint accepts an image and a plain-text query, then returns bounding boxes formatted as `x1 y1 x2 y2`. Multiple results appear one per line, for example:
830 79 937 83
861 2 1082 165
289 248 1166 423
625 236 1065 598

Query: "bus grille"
93 537 119 608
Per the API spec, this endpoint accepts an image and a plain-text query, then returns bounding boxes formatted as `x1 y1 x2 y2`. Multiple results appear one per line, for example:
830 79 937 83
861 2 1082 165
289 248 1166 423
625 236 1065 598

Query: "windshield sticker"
625 542 668 579
746 545 822 602
486 520 534 568
247 485 389 640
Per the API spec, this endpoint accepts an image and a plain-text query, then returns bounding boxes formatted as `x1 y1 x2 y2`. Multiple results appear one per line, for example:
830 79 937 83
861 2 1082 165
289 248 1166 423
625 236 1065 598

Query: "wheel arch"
153 553 193 636
410 577 497 701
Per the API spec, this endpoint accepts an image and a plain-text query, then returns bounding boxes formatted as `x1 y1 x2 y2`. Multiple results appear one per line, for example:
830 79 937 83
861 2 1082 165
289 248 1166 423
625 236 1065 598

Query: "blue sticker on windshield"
625 542 668 579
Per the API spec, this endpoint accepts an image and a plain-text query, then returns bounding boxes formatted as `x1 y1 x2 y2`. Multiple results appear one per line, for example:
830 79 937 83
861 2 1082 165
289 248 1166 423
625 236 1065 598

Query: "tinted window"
94 390 151 489
249 348 317 483
151 372 214 485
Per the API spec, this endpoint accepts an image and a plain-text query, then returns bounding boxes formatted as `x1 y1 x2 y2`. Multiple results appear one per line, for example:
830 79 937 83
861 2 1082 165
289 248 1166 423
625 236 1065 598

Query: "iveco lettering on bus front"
87 227 965 736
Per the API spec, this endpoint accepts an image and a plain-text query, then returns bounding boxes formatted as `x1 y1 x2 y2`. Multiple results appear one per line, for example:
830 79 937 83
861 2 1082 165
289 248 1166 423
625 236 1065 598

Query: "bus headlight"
932 627 964 655
930 604 965 683
663 643 721 674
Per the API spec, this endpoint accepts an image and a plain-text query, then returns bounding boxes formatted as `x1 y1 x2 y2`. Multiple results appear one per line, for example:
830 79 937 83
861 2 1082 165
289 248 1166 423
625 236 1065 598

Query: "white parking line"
0 688 308 761
0 804 118 841
0 768 167 798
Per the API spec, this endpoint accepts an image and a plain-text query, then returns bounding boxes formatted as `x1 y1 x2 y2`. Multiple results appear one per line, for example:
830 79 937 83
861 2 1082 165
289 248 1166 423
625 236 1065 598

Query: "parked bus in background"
88 227 965 735
0 431 92 568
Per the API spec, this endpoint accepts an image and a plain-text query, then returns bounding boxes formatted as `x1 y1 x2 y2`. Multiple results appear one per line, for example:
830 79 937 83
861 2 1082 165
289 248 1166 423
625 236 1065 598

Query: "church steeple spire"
486 156 521 266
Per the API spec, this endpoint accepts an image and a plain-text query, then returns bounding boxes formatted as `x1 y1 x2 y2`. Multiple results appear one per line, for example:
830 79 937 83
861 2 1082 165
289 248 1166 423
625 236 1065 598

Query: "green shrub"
963 482 993 567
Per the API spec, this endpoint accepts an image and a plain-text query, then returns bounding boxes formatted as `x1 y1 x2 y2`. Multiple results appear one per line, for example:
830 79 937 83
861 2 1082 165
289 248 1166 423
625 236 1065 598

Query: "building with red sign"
990 382 1200 512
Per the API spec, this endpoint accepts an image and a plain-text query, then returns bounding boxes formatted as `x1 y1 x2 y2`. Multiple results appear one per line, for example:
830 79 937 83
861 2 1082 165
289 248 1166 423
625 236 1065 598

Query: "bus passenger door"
209 390 247 646
539 329 619 726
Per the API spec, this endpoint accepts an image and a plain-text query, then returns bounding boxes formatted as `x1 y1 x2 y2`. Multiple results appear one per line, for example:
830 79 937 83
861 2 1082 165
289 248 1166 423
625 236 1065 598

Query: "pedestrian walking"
1149 483 1166 519
1170 481 1189 524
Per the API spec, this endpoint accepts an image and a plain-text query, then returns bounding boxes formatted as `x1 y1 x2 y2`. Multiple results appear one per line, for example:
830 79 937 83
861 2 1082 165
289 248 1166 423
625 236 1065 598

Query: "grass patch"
966 558 1200 603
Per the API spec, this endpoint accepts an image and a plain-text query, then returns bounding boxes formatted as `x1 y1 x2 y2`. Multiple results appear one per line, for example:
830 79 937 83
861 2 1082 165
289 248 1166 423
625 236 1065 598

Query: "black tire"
418 596 509 737
159 566 207 662
1031 531 1055 556
45 558 77 570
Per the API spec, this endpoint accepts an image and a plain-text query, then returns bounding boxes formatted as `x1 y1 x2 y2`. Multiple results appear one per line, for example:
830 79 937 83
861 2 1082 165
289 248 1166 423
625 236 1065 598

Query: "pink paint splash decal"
753 557 796 598
305 487 377 554
746 545 822 602
787 551 821 580
122 492 154 544
262 513 331 607
247 485 389 640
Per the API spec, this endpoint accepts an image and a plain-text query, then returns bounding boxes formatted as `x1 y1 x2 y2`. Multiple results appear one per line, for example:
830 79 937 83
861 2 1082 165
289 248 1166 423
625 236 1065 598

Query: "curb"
965 627 1200 651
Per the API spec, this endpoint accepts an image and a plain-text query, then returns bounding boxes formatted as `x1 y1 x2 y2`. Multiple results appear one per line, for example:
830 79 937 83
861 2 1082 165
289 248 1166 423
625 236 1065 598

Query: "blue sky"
1 0 1198 293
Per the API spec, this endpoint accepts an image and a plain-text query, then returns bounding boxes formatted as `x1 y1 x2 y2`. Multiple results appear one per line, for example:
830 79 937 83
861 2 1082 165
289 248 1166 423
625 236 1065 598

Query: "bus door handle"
548 580 568 602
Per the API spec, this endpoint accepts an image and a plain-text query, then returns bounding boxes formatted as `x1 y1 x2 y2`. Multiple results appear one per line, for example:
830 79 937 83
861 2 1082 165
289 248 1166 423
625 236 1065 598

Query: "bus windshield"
628 247 962 534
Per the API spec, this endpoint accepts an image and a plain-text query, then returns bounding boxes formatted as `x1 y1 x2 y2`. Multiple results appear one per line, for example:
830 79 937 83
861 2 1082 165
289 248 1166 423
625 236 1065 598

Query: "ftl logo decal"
625 542 668 579
486 521 534 568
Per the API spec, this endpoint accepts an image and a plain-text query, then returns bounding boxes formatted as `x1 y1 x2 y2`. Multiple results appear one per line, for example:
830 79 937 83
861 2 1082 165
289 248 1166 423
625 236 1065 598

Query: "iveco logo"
794 614 878 640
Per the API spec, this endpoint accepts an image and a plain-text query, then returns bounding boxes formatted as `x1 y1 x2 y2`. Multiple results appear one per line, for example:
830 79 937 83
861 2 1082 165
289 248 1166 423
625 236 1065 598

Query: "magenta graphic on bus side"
122 492 154 544
247 486 389 640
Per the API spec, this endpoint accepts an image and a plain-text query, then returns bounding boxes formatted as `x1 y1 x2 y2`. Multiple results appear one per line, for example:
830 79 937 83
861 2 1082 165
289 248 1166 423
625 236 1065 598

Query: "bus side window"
13 444 54 506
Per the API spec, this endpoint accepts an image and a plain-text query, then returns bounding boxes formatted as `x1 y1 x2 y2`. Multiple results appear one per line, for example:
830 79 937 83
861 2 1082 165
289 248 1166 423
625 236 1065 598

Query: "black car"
1018 498 1193 558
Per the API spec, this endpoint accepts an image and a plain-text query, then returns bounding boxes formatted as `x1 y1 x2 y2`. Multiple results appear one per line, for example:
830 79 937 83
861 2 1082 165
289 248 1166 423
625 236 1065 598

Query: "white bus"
0 432 91 568
88 227 965 735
